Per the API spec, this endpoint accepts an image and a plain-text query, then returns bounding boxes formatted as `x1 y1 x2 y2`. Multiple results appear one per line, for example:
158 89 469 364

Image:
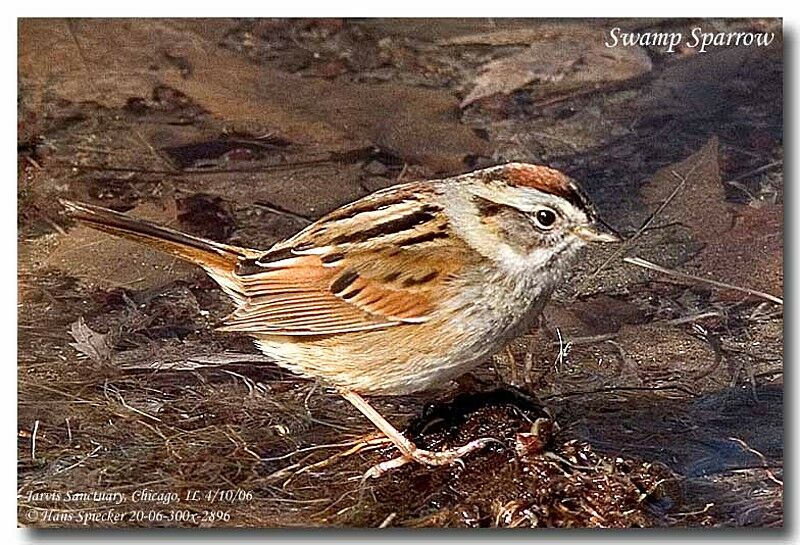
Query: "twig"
220 369 257 396
396 163 409 183
588 167 694 282
65 20 99 96
62 154 339 176
671 503 715 517
253 201 313 225
24 155 42 169
553 328 571 372
31 420 40 461
523 337 537 387
664 311 722 325
549 332 618 347
543 383 700 401
53 445 103 475
133 129 177 173
260 437 383 463
728 437 783 486
505 346 518 385
106 386 162 422
728 160 782 183
378 512 397 528
623 256 783 305
43 216 67 236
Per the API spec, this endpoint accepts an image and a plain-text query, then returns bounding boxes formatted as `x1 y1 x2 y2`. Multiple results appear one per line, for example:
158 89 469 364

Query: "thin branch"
727 437 783 486
727 160 782 183
53 445 103 475
31 420 40 462
133 129 178 173
587 166 696 282
252 201 313 225
623 256 783 305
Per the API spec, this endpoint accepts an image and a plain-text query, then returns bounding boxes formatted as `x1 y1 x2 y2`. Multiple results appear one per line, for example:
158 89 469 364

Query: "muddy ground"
18 18 783 527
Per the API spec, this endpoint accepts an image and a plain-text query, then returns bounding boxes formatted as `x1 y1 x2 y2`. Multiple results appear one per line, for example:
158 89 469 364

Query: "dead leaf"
691 205 783 298
68 317 112 363
639 137 782 300
613 324 722 393
461 39 652 108
642 136 733 243
545 295 649 338
19 19 486 173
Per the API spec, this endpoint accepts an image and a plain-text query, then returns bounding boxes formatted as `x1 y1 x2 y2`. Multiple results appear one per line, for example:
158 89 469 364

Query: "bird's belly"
254 274 552 396
254 323 491 396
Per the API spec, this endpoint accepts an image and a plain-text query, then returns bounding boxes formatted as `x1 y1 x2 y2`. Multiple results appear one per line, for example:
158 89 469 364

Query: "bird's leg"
338 389 498 479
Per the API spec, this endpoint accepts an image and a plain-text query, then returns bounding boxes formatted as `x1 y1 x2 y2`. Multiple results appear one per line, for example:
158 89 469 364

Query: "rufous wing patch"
218 184 477 336
219 252 436 335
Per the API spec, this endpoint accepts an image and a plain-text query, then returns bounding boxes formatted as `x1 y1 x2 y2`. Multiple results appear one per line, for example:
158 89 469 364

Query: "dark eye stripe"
472 195 530 221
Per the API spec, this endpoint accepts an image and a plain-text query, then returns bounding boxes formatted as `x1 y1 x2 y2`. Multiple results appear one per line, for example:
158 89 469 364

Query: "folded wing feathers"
219 191 448 335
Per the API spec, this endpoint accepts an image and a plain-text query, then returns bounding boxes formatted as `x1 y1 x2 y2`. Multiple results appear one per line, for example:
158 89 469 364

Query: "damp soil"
18 18 782 528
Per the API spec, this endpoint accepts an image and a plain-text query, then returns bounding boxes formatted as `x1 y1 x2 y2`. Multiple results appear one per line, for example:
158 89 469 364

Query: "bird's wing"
219 183 479 336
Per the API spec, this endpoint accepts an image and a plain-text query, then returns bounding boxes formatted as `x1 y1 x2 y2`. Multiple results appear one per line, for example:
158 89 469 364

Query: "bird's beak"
574 220 622 243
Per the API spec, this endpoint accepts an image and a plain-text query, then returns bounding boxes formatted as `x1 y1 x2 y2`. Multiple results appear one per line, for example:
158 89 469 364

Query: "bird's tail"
60 199 258 275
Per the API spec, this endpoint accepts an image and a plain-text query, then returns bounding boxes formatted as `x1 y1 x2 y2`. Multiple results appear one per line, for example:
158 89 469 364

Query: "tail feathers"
60 199 258 274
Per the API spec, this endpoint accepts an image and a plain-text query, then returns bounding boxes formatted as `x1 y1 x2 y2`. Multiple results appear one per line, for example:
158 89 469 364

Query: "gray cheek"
501 213 547 253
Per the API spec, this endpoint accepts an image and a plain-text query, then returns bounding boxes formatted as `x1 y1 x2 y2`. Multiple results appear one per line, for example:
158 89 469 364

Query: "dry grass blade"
623 256 783 305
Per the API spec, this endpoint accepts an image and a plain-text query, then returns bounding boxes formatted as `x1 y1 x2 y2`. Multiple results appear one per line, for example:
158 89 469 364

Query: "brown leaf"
641 136 733 243
545 295 648 338
19 19 486 173
613 324 722 393
640 137 782 300
691 205 783 298
461 38 651 108
68 317 112 363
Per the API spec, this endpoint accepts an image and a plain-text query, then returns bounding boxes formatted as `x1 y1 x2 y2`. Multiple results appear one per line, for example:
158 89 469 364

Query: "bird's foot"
364 436 501 479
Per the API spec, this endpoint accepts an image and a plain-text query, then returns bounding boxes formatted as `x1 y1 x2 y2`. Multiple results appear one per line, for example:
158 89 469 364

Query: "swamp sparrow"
62 163 619 477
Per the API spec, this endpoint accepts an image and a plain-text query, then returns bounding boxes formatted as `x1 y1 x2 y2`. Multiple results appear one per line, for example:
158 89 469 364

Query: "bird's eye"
533 207 558 230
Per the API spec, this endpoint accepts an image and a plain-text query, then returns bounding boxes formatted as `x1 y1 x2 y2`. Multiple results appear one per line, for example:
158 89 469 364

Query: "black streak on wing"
330 205 441 245
321 252 346 264
402 271 439 287
397 230 449 247
340 287 364 300
330 270 359 294
256 246 297 264
323 194 409 223
237 246 298 276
